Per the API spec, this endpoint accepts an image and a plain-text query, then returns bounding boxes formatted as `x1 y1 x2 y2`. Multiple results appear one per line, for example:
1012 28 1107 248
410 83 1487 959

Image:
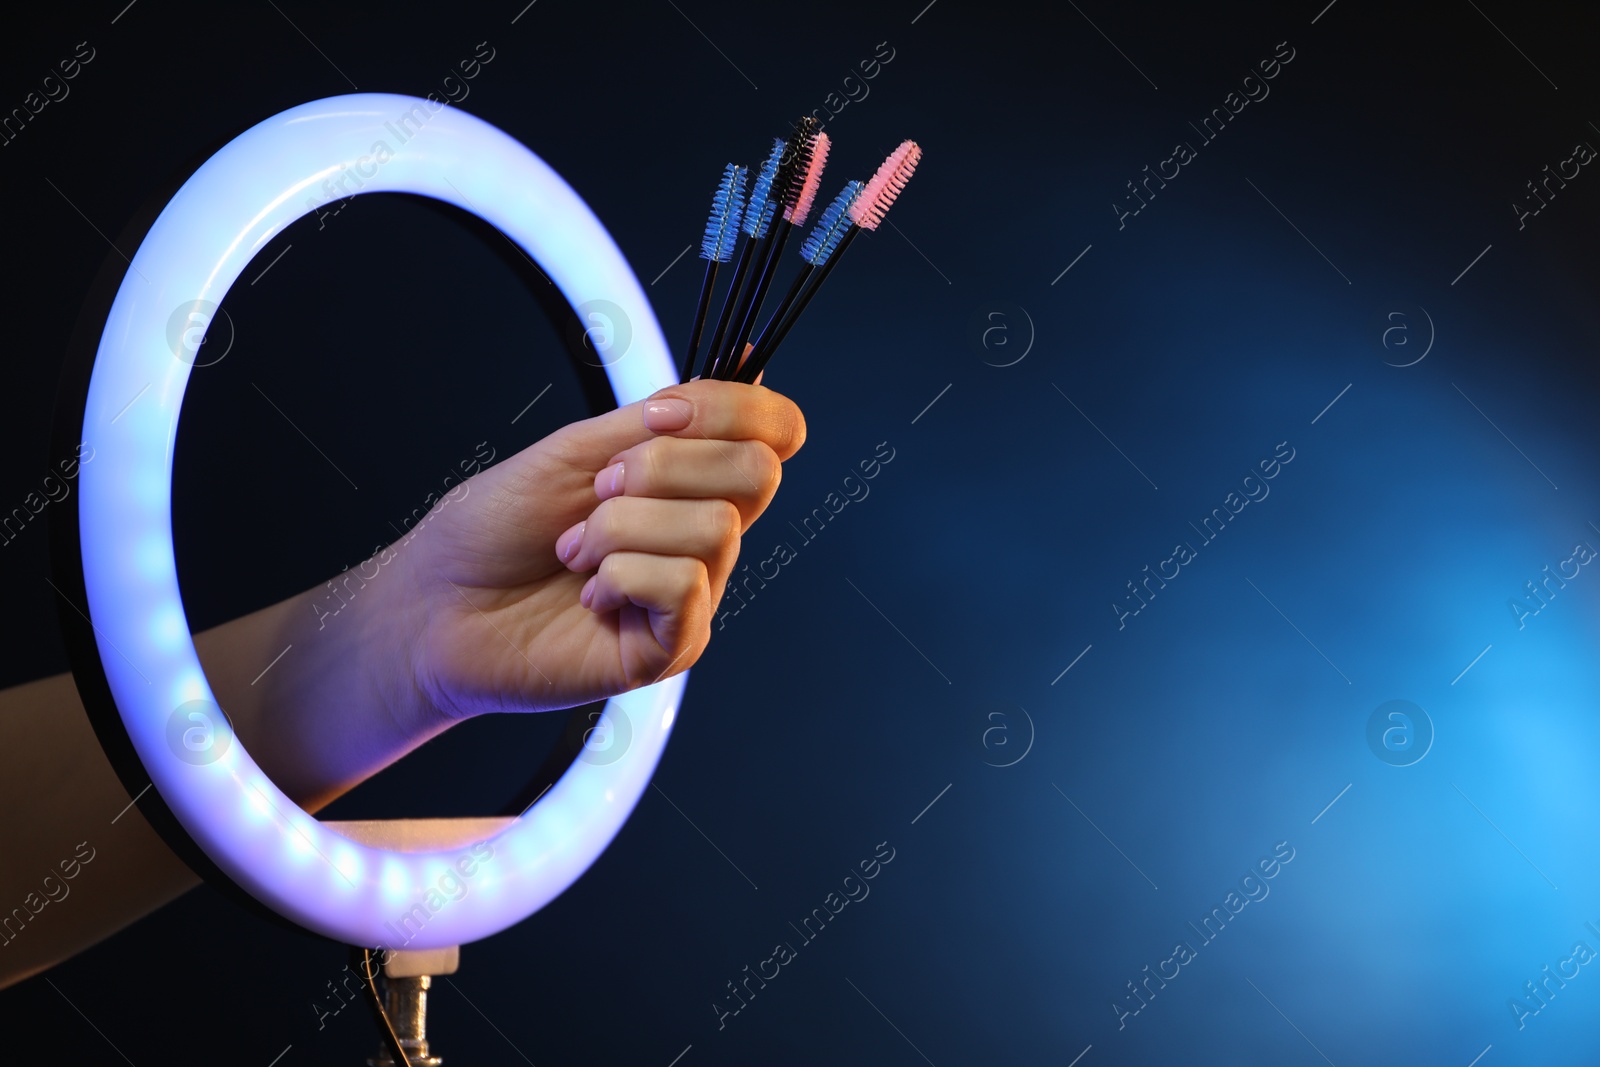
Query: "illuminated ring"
75 93 684 949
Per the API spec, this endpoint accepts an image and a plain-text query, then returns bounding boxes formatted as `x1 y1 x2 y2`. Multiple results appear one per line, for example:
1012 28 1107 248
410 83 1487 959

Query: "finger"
593 439 781 525
579 551 711 660
557 497 742 592
638 379 806 460
530 397 662 474
497 372 800 492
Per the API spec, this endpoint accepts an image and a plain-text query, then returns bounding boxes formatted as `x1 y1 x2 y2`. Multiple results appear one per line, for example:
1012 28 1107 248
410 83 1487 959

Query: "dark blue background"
2 1 1598 1063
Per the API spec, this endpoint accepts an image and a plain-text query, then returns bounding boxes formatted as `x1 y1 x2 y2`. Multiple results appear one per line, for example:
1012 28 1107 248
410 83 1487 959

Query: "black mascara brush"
718 119 827 379
680 163 747 382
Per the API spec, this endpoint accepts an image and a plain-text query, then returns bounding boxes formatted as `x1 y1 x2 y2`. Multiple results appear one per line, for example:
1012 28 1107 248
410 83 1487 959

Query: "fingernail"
558 521 586 563
580 575 598 608
644 398 694 432
595 461 624 499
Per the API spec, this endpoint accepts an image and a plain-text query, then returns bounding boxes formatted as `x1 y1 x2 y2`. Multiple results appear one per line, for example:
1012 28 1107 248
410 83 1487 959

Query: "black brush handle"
736 227 858 383
746 266 812 365
723 222 794 378
702 234 757 380
679 259 718 382
714 221 780 378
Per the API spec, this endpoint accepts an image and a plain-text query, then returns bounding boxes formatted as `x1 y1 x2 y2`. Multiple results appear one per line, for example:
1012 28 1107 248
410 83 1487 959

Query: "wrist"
366 533 458 737
197 541 446 811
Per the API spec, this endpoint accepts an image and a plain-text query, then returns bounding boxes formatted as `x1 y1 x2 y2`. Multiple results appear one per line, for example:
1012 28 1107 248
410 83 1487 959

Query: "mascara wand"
737 140 921 383
718 119 828 378
680 163 747 382
702 140 783 381
738 179 861 381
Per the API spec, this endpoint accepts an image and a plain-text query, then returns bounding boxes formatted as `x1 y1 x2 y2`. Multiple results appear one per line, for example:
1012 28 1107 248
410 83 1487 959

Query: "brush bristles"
801 180 862 266
786 131 831 226
700 163 748 262
743 139 786 239
775 117 820 221
848 140 922 231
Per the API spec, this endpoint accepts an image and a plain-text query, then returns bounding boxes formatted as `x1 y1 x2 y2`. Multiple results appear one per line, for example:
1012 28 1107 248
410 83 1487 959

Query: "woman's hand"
0 376 802 989
390 378 805 726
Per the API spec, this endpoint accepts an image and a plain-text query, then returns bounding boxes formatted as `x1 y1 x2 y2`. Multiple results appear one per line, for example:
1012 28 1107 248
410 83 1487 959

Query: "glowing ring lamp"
72 93 685 949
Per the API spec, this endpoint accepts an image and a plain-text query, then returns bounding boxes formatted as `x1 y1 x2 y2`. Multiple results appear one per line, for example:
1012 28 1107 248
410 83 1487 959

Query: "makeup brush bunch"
679 116 921 384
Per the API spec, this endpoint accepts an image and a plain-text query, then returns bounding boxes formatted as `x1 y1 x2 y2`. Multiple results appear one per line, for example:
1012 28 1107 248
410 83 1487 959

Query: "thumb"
535 354 756 474
540 395 660 475
445 397 665 552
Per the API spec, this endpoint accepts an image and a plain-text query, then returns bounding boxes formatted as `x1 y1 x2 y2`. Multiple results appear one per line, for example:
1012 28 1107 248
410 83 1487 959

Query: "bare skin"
0 375 804 990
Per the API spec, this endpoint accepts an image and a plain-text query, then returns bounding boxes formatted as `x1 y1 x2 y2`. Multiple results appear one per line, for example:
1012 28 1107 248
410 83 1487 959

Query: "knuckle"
589 497 622 543
638 436 672 492
678 557 709 601
711 499 743 549
749 444 782 497
700 499 740 546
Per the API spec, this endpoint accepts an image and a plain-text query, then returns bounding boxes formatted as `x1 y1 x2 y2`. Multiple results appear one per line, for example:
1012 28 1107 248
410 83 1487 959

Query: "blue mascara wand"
799 181 861 266
703 139 783 380
737 180 862 383
680 163 747 382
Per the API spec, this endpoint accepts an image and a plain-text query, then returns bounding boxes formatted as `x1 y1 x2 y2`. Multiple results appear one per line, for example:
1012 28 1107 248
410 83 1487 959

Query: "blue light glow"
76 93 684 949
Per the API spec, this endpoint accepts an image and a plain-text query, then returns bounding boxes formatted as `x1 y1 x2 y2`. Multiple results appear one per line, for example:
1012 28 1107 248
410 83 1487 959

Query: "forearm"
0 554 436 990
195 551 441 811
0 671 194 989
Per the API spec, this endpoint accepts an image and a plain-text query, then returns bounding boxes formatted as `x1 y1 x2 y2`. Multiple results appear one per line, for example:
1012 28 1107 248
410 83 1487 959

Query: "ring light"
73 93 685 949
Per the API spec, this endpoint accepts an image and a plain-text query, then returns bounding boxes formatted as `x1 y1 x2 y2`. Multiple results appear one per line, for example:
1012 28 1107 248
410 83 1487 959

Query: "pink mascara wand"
736 139 921 383
717 119 828 379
